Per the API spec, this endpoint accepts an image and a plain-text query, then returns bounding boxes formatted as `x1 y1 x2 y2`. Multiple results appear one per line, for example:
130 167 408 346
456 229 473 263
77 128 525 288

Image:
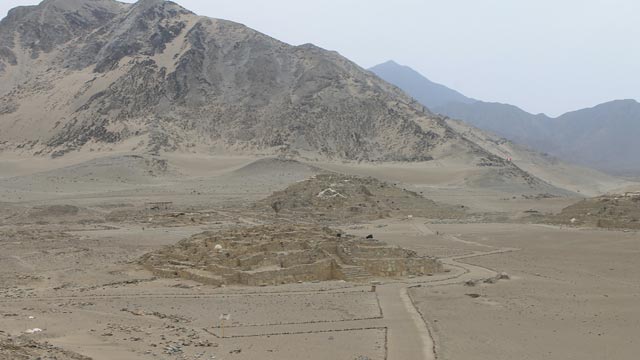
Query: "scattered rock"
464 280 478 287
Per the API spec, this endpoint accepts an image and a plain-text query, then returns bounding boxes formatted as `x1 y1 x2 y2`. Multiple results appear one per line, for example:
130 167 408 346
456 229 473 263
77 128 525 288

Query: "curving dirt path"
410 219 519 287
390 219 520 359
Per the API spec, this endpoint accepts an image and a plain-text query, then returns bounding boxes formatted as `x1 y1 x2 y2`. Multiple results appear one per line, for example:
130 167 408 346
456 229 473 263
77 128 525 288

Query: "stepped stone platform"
140 224 441 286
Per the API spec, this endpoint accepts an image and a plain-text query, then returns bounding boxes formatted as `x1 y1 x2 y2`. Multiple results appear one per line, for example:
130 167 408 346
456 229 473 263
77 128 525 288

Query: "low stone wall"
348 246 414 259
237 253 279 270
238 259 335 286
242 240 309 253
354 258 441 277
177 268 224 286
205 263 239 277
144 265 180 279
280 250 325 268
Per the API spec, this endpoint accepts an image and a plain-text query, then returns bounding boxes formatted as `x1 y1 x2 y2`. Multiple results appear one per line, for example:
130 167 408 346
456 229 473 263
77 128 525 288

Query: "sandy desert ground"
1 153 639 360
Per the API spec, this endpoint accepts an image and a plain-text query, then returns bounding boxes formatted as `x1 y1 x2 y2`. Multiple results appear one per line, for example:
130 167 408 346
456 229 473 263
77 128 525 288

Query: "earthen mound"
140 224 442 286
229 158 322 177
545 192 640 229
0 204 104 226
255 173 465 222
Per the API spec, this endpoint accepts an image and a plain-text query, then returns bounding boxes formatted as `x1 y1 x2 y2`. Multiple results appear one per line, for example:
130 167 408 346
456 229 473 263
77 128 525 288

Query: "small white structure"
317 188 346 199
219 313 231 337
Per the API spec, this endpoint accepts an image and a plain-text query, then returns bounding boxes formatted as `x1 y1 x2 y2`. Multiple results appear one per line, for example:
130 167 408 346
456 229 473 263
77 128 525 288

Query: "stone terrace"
140 224 442 286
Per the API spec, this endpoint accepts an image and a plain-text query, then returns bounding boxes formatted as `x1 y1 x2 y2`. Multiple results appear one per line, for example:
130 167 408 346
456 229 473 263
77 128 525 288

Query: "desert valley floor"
0 153 639 360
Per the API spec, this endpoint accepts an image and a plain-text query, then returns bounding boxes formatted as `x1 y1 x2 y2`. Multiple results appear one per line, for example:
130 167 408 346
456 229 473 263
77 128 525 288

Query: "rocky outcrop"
0 0 126 60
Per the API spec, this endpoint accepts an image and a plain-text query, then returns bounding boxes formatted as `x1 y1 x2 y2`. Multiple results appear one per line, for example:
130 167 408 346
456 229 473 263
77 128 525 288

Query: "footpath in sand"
341 218 519 360
379 283 435 360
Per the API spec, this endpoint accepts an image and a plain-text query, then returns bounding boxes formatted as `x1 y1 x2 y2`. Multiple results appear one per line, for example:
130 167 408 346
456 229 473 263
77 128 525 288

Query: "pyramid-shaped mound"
140 224 442 286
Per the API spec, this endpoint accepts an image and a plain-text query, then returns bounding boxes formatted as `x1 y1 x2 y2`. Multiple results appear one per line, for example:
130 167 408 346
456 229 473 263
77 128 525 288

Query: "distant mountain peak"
0 0 125 58
134 0 167 5
369 60 475 110
379 59 401 66
128 0 187 13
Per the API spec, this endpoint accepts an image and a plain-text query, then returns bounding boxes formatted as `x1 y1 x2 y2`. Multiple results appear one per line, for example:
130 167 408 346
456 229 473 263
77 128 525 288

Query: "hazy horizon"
1 0 638 116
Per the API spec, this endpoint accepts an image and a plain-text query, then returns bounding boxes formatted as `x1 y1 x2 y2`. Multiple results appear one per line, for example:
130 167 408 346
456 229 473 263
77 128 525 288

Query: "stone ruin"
140 224 442 286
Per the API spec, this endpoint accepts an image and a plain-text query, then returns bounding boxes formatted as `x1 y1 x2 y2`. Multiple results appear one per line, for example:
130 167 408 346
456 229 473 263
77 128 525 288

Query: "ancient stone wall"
347 246 415 259
140 224 444 286
239 259 335 286
354 258 441 277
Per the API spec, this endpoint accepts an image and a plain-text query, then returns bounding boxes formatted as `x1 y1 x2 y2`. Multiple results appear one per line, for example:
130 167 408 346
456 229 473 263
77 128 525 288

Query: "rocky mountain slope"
445 118 629 196
437 99 640 176
371 60 640 175
0 0 490 162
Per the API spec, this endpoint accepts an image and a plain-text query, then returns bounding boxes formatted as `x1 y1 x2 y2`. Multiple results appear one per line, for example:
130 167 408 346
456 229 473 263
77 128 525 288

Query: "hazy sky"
2 0 639 116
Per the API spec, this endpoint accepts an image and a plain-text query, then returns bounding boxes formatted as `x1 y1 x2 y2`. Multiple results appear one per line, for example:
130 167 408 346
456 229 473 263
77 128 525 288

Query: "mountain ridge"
370 60 640 175
0 0 462 162
369 60 475 109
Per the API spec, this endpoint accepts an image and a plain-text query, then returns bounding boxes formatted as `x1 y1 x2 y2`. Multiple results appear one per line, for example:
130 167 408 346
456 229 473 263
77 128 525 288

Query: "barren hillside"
0 0 473 162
